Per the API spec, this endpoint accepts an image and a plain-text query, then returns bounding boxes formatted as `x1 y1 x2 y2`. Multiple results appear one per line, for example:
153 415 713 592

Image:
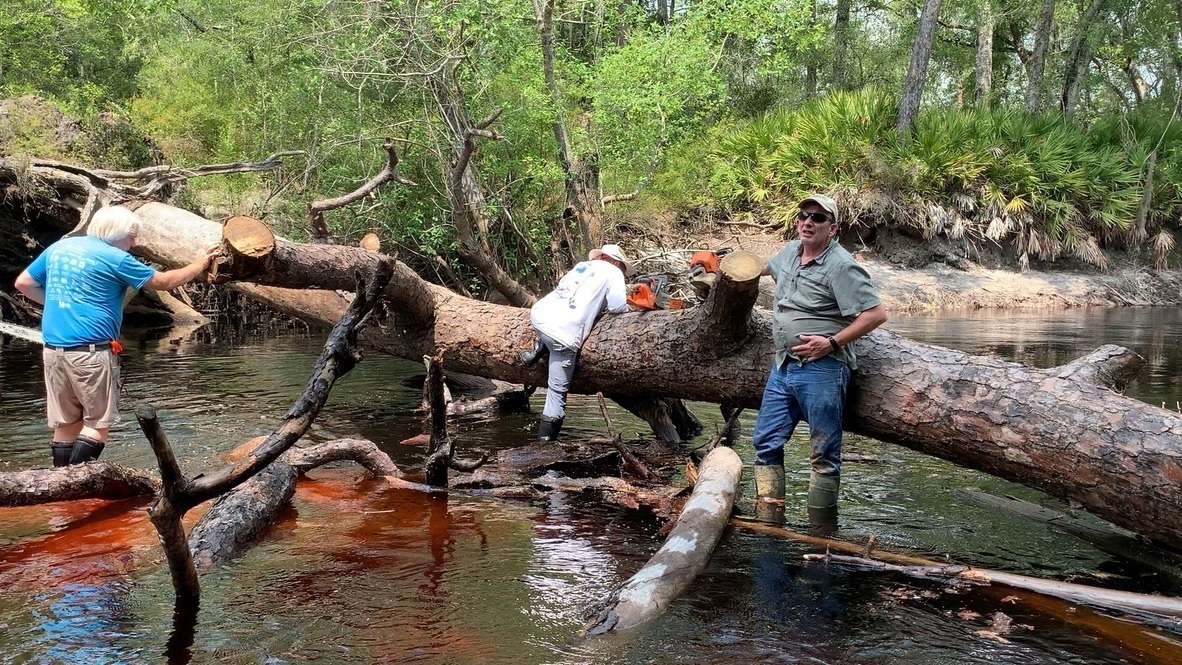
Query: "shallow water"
2 308 1182 664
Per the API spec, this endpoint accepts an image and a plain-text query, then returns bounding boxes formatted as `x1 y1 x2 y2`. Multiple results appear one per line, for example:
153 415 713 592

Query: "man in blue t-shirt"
15 206 219 467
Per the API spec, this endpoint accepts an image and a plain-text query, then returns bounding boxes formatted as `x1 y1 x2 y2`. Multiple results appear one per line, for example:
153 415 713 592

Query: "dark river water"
3 307 1182 664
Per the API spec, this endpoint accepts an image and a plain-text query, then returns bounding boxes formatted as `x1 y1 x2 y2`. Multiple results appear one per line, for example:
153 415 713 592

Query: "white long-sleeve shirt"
530 260 629 349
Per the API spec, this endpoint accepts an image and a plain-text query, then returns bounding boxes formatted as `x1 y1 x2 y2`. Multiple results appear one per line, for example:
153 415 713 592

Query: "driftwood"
138 260 394 600
191 438 404 568
107 202 1182 551
0 463 160 507
807 553 1182 631
582 446 743 635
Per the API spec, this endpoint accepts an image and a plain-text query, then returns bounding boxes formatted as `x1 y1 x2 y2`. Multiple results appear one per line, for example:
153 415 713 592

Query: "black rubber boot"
538 415 564 442
51 441 75 467
68 434 106 464
520 339 547 366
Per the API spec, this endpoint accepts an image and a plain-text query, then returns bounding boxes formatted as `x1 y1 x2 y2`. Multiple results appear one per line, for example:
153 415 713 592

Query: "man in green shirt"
752 194 887 528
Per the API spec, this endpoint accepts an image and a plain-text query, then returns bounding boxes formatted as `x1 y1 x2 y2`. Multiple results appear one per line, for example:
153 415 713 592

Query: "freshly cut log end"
223 215 275 258
719 250 763 283
360 233 381 252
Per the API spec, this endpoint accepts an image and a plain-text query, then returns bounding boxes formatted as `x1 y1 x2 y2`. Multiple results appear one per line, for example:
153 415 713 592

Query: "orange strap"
109 340 123 355
688 250 720 273
627 283 658 310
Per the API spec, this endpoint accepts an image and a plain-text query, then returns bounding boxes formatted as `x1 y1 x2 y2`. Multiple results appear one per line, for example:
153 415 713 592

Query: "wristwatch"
827 335 841 352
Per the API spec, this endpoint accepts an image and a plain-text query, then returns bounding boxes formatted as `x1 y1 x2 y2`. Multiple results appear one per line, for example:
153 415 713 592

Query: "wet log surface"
189 461 298 568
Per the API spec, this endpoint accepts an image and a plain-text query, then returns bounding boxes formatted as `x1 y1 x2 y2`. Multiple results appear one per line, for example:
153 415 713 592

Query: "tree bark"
897 0 943 137
1061 0 1107 117
1025 0 1056 112
974 0 994 105
0 463 160 507
833 0 852 90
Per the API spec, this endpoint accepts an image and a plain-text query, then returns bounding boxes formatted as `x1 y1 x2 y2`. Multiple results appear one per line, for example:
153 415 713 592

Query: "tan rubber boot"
807 471 840 535
754 464 785 523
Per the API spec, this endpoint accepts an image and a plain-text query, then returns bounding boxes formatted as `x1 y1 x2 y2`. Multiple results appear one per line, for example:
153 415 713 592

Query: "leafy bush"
696 89 1178 266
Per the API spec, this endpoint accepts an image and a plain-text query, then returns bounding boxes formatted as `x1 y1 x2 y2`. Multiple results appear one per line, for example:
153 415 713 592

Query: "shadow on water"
2 310 1182 663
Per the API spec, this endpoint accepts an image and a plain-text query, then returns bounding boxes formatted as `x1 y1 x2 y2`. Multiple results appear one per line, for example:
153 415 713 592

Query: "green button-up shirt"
767 238 881 370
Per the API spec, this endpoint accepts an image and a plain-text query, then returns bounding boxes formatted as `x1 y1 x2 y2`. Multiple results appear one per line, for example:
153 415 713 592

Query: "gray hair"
87 206 140 244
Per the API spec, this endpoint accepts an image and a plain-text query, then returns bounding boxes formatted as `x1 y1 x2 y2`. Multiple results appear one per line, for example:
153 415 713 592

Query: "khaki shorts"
43 347 121 430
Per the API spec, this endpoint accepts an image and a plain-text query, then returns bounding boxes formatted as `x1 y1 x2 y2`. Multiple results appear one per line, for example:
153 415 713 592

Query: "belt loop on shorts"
44 342 112 352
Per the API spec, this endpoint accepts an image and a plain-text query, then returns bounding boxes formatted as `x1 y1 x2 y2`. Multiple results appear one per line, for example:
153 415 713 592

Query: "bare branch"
307 140 416 242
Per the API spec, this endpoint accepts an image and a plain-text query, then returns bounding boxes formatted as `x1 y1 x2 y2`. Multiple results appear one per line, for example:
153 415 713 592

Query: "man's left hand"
791 334 832 361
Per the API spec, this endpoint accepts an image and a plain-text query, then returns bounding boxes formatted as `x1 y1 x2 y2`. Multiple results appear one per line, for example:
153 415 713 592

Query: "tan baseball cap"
798 194 839 225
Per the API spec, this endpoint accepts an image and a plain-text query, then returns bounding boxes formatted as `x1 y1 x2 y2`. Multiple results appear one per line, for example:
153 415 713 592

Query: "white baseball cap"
588 244 635 276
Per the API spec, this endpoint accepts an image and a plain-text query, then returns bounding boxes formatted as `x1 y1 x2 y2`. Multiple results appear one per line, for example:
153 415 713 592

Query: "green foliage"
3 0 1181 278
698 89 1178 265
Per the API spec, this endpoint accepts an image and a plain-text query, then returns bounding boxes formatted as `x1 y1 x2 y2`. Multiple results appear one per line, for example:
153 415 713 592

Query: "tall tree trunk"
1174 0 1182 114
1025 0 1056 112
897 0 943 138
536 0 604 257
974 0 994 105
1125 59 1149 105
833 0 852 90
1136 149 1157 238
805 0 818 98
1061 0 1107 117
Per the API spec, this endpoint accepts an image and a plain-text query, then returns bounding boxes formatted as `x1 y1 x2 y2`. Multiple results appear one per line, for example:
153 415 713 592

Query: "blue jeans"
751 356 851 476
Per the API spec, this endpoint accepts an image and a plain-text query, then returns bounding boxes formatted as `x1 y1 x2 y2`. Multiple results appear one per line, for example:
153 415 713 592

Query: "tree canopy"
1 0 1179 283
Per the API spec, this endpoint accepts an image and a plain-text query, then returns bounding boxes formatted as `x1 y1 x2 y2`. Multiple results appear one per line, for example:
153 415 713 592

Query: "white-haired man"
520 244 636 441
15 206 219 466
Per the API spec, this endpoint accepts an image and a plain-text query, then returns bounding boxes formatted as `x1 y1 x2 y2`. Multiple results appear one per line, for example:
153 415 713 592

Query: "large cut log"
108 204 1182 550
582 446 742 635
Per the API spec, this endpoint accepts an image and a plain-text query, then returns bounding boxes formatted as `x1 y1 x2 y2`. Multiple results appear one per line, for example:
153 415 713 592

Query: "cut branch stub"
691 250 762 356
360 233 381 252
219 215 276 280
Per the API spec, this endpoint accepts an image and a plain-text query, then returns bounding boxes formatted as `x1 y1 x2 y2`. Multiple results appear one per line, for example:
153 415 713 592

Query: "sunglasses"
796 210 832 224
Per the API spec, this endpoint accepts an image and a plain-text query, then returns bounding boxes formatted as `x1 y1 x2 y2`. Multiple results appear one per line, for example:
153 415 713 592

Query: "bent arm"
14 271 45 305
832 304 887 348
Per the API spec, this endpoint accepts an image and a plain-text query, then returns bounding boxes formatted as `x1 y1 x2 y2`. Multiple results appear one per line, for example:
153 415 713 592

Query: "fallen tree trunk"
582 446 742 635
119 203 1182 551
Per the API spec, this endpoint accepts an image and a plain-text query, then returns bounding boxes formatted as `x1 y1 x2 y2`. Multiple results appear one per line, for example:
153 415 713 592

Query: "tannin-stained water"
3 307 1182 664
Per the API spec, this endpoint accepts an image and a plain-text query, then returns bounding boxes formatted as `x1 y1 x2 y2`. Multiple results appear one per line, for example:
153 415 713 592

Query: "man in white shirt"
521 244 635 441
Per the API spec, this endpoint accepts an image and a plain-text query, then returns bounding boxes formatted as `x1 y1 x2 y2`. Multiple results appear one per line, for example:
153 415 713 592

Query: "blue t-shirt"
26 236 156 346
